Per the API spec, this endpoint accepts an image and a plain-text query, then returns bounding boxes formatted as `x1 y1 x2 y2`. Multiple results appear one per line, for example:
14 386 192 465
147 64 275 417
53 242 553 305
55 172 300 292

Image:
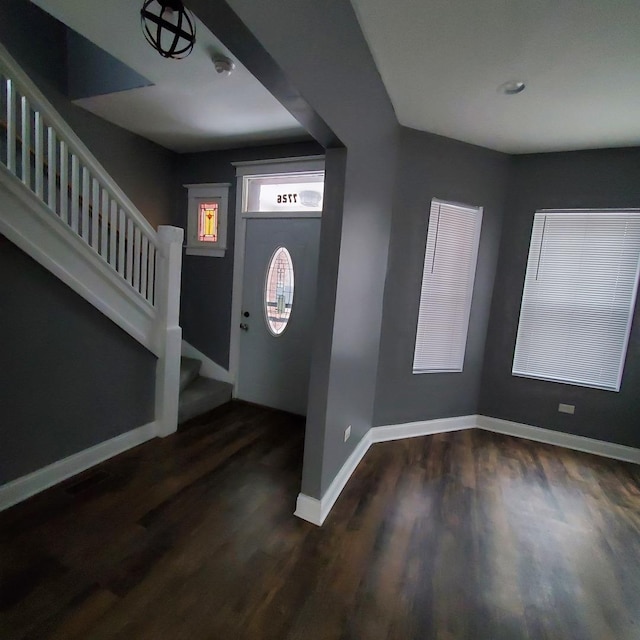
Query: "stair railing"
0 42 183 438
0 43 160 306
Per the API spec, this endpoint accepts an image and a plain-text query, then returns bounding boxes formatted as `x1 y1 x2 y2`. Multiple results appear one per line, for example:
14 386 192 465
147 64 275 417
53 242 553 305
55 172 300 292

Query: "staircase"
178 357 233 424
0 39 238 511
0 40 185 438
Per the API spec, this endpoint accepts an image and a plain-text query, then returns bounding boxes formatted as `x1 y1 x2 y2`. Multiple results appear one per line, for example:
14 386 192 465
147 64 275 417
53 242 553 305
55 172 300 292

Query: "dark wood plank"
1 403 639 639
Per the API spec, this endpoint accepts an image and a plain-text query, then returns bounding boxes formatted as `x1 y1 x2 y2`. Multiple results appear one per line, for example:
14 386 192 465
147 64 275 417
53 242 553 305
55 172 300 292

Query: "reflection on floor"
1 400 639 639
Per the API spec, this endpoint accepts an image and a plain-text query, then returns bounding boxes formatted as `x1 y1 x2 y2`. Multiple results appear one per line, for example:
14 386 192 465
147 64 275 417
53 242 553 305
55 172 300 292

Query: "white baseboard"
476 415 640 465
370 414 477 443
0 421 157 512
181 340 232 384
295 430 373 526
293 494 324 526
295 414 640 527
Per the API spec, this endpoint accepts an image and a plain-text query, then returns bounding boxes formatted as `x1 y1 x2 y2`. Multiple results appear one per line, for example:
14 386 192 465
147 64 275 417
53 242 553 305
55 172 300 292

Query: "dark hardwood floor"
1 401 639 639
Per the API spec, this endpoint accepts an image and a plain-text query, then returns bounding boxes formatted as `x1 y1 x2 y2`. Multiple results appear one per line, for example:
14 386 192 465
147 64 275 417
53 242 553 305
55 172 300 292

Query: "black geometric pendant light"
140 0 196 59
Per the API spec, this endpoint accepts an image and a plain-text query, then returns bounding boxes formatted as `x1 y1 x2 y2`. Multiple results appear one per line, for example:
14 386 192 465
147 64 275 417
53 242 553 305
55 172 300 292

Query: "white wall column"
154 225 184 438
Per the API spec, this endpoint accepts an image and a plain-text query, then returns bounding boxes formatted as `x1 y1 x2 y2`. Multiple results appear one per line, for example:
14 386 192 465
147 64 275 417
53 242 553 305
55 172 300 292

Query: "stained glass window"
198 202 218 243
264 247 294 335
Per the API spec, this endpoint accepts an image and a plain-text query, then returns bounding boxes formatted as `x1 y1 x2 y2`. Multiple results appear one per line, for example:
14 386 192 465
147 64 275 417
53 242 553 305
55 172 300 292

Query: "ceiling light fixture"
212 53 235 76
141 0 196 59
498 80 526 95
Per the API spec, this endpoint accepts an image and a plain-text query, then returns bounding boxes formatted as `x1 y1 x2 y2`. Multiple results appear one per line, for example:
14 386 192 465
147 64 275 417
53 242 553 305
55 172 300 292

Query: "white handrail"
0 41 158 306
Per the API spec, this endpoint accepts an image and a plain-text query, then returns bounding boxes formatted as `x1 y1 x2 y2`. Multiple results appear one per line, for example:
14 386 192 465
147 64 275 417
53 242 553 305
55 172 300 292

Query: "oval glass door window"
264 247 295 335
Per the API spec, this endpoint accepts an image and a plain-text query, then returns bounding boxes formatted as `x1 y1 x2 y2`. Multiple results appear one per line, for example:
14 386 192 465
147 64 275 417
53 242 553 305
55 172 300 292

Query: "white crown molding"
0 422 157 512
181 340 233 384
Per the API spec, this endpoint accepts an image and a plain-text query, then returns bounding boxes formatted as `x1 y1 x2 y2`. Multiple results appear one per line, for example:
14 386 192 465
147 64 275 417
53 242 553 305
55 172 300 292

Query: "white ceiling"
350 0 640 153
31 0 308 153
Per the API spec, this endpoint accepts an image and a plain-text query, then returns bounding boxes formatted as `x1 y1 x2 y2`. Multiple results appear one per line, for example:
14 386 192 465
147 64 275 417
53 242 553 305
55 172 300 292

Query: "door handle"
240 323 249 331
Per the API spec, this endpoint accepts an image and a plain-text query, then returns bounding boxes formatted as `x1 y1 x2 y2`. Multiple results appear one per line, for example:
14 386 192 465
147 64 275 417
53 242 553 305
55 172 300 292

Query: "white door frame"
229 156 325 394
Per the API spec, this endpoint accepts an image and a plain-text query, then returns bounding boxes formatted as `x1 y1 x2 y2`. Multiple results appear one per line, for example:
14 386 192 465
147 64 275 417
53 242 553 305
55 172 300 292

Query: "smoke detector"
212 54 235 76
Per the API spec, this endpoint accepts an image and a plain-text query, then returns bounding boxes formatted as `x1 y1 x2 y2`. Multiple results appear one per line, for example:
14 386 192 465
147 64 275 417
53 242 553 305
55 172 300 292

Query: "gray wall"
480 147 640 448
374 128 510 426
66 31 152 101
191 0 400 497
0 237 156 484
0 0 176 229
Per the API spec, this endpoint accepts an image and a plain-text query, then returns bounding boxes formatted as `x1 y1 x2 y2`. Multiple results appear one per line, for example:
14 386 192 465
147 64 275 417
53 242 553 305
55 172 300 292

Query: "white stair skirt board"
476 415 640 466
0 167 158 354
0 422 157 512
181 340 232 384
295 414 640 527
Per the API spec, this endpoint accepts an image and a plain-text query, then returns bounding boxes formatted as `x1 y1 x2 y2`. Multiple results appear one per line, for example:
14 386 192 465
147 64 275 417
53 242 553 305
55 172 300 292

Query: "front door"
237 217 321 415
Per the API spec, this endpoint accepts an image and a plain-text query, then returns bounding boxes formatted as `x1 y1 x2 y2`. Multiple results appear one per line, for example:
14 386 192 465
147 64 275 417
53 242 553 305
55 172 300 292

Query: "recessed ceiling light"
498 81 526 95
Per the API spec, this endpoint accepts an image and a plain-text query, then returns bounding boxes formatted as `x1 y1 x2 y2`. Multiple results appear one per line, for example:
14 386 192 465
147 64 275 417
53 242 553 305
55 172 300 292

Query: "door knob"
240 323 249 331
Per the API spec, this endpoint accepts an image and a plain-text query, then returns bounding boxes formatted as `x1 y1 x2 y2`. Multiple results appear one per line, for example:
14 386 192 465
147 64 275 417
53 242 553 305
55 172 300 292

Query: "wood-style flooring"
1 401 639 639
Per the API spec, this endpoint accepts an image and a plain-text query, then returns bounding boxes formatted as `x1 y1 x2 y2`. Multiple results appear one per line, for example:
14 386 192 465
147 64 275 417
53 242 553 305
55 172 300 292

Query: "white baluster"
109 200 118 269
133 226 141 292
101 189 109 258
81 167 90 242
91 178 100 250
117 209 126 277
6 79 16 173
20 96 30 187
148 245 156 305
59 140 68 224
47 127 57 212
71 154 80 233
126 218 134 284
34 111 43 198
141 235 149 298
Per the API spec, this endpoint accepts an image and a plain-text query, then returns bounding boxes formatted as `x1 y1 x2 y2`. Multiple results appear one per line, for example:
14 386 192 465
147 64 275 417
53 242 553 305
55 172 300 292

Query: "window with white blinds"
412 199 483 373
512 210 640 391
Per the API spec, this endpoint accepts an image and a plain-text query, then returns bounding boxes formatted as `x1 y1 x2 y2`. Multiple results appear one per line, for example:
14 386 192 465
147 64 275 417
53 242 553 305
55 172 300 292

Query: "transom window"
243 171 324 213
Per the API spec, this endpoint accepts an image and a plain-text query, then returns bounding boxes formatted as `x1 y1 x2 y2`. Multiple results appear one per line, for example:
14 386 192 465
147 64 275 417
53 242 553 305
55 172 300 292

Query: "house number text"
277 194 298 204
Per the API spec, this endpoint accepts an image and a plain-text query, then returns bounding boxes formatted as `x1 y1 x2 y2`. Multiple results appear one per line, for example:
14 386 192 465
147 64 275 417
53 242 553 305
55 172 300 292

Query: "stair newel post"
154 225 184 438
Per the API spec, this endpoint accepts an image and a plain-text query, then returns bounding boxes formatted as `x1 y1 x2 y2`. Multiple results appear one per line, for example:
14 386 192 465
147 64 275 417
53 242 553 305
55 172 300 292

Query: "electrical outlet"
344 425 352 442
558 403 575 415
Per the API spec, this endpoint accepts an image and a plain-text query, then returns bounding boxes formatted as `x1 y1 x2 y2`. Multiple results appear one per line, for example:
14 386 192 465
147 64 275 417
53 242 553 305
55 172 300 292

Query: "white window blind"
413 199 483 373
512 210 640 392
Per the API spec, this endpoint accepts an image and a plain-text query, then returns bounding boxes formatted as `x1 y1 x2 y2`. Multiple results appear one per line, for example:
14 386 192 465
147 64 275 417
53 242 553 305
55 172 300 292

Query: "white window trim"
184 182 230 257
413 198 483 374
512 208 640 392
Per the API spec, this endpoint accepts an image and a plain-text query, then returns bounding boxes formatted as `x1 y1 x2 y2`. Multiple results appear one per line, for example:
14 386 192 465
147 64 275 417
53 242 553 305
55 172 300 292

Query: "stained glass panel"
264 247 294 335
198 202 218 242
